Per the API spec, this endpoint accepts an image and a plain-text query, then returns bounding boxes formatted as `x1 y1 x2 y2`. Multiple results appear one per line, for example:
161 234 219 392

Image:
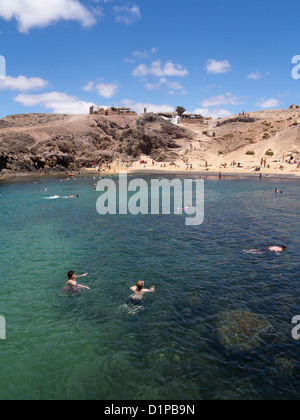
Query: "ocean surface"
0 173 300 400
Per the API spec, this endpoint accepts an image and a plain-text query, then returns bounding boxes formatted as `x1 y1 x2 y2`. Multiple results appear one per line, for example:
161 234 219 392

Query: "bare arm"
142 287 155 293
68 279 90 290
77 284 91 290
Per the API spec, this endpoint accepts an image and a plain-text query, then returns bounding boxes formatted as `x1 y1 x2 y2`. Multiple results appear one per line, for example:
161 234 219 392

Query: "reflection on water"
0 175 300 400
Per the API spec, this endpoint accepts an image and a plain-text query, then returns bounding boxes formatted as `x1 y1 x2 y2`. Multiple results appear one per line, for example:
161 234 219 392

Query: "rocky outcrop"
118 113 188 161
216 116 257 127
0 113 192 175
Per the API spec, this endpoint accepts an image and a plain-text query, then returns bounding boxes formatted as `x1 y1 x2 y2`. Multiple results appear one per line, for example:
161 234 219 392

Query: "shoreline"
1 166 300 182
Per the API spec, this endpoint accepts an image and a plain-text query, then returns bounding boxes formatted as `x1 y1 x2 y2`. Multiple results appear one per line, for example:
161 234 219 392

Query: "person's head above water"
136 281 144 291
68 271 76 279
282 245 287 250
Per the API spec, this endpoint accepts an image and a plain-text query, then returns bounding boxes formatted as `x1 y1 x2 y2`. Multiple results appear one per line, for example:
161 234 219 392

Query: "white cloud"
247 71 270 80
247 72 262 80
0 75 48 91
145 77 186 95
82 80 119 98
193 107 233 119
124 47 159 64
132 50 150 59
82 81 95 92
133 60 188 78
255 98 280 109
96 83 118 98
202 92 240 107
0 0 96 33
122 99 174 115
113 4 141 25
14 91 94 114
206 59 231 74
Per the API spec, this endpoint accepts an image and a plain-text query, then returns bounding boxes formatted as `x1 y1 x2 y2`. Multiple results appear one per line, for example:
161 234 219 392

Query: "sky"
0 0 300 119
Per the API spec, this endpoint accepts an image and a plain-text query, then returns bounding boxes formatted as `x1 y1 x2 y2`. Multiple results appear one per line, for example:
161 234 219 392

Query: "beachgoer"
130 281 155 296
243 245 287 255
63 271 90 292
268 245 287 254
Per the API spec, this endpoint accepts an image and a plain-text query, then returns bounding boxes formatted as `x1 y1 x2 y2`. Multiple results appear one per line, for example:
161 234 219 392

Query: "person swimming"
130 281 155 296
45 195 79 200
243 245 287 256
62 271 90 293
268 245 287 254
125 281 155 311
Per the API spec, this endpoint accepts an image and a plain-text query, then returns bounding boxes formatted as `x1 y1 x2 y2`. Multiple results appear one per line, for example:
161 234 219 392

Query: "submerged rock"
217 310 272 352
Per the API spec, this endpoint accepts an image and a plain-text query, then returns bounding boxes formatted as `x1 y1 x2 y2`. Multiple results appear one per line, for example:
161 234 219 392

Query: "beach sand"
83 157 300 179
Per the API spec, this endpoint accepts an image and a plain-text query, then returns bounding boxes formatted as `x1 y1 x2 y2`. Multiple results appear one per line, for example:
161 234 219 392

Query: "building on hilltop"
181 113 205 123
89 105 137 116
157 111 205 125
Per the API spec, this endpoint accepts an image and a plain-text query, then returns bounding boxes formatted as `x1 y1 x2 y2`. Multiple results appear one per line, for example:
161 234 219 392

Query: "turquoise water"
0 174 300 400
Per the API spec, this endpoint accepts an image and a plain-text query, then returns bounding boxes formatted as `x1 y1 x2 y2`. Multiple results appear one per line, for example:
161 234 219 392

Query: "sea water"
0 174 299 400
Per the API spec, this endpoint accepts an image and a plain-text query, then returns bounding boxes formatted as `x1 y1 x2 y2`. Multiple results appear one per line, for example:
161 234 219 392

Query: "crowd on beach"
79 154 300 177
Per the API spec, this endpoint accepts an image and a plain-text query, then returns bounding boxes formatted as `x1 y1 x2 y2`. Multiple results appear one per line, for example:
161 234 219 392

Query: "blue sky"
0 0 299 119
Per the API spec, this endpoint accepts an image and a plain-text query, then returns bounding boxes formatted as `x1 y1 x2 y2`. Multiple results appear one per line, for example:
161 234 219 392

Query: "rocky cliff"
0 113 193 175
1 108 300 177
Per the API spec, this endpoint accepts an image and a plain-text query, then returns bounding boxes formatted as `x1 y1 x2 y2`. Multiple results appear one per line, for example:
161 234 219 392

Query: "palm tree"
176 106 186 117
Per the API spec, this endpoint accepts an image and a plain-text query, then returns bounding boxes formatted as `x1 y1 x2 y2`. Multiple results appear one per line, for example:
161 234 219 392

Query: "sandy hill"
0 109 299 176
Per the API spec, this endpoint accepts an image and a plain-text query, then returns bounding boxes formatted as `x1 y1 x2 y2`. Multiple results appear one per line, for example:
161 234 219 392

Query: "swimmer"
61 195 79 199
63 271 90 292
268 245 287 254
177 206 191 212
130 281 155 296
45 195 60 199
243 245 287 255
45 195 79 200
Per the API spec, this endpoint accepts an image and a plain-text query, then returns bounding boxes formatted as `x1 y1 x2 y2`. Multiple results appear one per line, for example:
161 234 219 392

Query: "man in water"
243 245 287 255
63 271 90 292
268 245 287 254
130 281 155 296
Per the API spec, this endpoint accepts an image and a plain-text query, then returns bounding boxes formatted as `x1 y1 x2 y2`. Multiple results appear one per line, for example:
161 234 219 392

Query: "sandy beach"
82 157 300 179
